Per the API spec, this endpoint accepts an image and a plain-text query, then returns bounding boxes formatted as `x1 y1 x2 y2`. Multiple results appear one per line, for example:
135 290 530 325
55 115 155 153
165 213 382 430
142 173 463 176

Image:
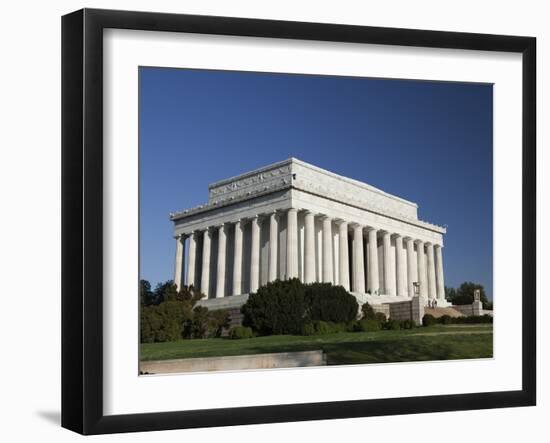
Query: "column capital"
414 238 425 245
287 207 298 213
365 225 378 232
350 222 363 229
333 218 348 225
434 243 443 249
319 214 332 222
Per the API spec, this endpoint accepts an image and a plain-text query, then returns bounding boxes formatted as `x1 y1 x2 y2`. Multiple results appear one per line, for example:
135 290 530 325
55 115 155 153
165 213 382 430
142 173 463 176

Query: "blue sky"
139 67 493 298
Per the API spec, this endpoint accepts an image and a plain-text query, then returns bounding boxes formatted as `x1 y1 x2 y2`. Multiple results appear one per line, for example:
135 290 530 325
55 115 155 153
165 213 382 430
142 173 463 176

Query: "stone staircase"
424 307 465 318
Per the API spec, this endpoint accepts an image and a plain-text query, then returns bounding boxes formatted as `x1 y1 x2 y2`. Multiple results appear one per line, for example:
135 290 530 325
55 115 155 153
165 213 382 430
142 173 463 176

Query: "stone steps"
424 307 465 318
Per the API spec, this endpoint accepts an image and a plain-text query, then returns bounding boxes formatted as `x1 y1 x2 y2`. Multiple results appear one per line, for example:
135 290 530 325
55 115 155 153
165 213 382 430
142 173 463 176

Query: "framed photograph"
61 8 536 435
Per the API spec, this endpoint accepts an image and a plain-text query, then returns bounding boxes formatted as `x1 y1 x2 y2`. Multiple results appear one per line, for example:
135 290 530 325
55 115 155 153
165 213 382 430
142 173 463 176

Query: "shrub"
242 279 359 336
242 279 307 335
302 323 316 336
140 283 208 343
375 312 387 324
345 321 358 332
384 319 402 330
326 322 348 334
305 283 359 323
422 314 438 327
314 320 331 335
460 314 493 324
361 302 376 320
188 306 210 339
355 319 382 332
207 309 231 338
229 326 254 339
439 314 453 325
401 319 416 329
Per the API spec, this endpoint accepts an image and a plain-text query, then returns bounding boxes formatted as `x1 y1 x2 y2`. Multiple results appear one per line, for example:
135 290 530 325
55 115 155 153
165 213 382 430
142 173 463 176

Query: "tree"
152 280 176 305
304 283 358 323
242 278 307 335
452 282 491 309
140 281 230 342
445 286 457 303
140 279 154 306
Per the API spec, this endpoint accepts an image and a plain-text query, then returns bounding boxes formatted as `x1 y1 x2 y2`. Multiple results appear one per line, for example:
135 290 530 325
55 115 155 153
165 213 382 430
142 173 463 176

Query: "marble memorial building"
171 158 449 309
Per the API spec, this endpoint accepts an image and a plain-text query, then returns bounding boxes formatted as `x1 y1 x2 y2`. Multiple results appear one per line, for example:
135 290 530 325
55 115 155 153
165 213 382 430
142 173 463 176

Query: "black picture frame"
61 8 536 435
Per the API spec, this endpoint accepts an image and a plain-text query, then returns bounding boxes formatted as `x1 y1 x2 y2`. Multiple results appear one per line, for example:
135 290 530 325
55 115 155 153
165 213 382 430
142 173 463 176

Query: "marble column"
367 228 380 294
187 232 197 288
322 216 334 283
338 221 350 291
250 216 261 293
383 231 395 296
426 243 437 300
416 240 427 298
174 234 185 290
232 220 243 296
395 234 407 297
200 229 212 299
215 225 226 298
435 244 446 300
286 208 298 279
352 224 365 293
304 211 316 283
405 237 416 297
268 212 279 282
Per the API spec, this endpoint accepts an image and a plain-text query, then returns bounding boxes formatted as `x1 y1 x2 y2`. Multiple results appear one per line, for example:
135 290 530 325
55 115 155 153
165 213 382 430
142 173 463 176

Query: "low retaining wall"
140 350 327 374
371 296 424 325
452 301 484 317
371 303 390 318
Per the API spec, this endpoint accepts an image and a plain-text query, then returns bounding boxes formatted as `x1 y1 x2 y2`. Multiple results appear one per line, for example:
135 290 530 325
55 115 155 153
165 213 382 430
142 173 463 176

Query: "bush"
439 314 453 325
140 283 207 343
422 314 438 327
207 309 231 338
242 279 358 336
314 320 332 335
375 312 387 323
305 283 359 323
302 323 316 336
188 306 210 339
456 314 493 324
384 319 402 330
229 326 254 339
401 319 416 329
361 302 376 320
242 279 307 335
355 319 382 332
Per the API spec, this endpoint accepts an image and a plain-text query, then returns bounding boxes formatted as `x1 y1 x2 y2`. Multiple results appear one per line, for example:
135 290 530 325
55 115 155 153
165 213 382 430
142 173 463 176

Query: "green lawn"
140 324 493 366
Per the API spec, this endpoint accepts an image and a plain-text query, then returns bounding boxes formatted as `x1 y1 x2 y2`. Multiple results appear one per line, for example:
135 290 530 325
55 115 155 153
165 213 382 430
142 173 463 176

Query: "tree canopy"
445 282 492 309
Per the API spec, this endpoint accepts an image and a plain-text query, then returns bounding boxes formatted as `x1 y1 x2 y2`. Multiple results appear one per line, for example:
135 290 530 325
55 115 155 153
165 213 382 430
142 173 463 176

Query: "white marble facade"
171 158 449 307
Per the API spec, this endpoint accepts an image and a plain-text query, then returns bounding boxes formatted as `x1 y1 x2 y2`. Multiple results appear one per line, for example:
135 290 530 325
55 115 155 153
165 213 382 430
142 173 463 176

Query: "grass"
140 324 493 366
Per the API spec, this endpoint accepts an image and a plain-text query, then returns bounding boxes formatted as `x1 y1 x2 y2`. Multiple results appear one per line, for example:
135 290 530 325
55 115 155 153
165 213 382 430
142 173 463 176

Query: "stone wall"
370 296 424 325
141 350 327 374
371 303 390 318
452 301 484 317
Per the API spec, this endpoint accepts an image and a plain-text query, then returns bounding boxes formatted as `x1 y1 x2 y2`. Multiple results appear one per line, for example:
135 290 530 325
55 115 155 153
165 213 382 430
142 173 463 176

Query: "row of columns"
174 208 445 301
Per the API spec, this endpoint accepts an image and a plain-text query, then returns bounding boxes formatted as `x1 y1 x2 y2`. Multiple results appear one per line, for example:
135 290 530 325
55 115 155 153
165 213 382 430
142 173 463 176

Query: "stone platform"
140 350 326 374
